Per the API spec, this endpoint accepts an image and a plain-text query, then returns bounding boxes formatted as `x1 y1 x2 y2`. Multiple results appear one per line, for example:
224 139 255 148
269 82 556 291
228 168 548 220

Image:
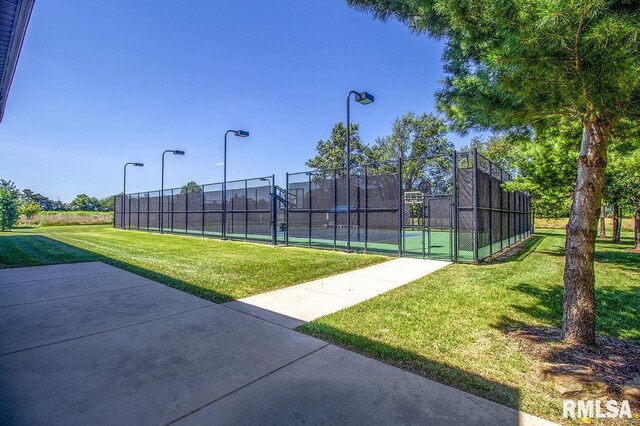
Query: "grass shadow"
496 282 640 342
297 322 522 420
485 235 546 264
0 234 234 303
2 234 525 423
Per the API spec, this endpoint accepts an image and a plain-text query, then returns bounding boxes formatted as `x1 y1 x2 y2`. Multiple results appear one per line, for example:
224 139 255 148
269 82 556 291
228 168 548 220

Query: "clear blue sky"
0 0 475 202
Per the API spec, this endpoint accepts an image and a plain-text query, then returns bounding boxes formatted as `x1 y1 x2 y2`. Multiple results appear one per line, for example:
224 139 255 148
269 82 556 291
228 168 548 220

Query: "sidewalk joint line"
0 305 214 357
165 343 330 425
0 269 120 286
0 282 157 308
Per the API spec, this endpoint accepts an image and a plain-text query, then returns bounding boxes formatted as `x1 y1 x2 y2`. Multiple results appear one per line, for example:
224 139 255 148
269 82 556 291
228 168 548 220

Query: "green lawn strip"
0 225 387 302
298 229 640 423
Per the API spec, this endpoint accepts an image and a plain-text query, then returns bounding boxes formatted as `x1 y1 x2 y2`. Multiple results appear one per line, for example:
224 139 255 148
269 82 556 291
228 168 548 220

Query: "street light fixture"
160 149 186 233
223 130 250 239
122 162 144 229
346 90 374 252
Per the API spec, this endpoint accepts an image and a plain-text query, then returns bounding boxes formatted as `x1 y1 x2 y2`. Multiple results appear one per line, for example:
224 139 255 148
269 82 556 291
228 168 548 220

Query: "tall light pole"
122 162 144 229
223 130 249 239
346 90 374 252
160 149 185 233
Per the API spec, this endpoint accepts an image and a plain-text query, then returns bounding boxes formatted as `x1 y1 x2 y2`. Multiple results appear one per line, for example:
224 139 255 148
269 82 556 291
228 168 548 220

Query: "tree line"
0 179 114 230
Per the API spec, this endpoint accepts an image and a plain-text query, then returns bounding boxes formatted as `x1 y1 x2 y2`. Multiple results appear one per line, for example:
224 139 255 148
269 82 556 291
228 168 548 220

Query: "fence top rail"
118 175 274 198
287 153 459 179
470 151 514 182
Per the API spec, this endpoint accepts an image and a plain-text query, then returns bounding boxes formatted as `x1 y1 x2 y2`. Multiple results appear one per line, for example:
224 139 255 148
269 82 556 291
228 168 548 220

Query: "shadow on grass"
296 321 523 418
2 234 526 421
0 235 234 303
496 282 640 343
500 231 639 271
485 235 546 264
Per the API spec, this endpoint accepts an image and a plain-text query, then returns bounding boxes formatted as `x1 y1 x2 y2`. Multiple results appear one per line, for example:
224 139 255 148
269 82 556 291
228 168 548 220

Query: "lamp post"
122 162 144 229
160 149 185 233
346 90 374 252
222 130 249 239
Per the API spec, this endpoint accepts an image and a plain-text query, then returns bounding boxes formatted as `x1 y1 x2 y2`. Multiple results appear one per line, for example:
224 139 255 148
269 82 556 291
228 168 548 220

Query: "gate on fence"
114 150 532 263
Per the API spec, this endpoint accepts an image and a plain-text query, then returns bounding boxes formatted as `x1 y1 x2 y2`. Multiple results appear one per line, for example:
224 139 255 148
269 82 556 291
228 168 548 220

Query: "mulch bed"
505 326 640 401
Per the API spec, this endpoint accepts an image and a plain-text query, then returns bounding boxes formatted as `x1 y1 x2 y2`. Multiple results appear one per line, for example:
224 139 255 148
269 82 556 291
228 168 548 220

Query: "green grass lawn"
0 225 386 302
299 229 640 423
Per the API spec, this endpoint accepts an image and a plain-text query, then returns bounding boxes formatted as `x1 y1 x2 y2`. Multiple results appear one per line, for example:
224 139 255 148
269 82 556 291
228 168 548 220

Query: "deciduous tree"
306 122 369 174
180 181 202 195
368 112 453 192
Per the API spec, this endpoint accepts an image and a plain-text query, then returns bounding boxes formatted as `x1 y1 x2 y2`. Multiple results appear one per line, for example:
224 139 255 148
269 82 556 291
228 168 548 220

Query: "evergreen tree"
347 0 640 345
0 180 19 231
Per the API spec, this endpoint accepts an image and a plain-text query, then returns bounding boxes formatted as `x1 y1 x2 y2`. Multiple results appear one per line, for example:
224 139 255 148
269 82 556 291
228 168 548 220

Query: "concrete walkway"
0 262 558 425
225 258 450 328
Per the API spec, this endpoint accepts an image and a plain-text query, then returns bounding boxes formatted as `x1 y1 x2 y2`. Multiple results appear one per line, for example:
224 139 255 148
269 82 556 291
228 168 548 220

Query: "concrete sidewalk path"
224 257 450 328
0 262 558 425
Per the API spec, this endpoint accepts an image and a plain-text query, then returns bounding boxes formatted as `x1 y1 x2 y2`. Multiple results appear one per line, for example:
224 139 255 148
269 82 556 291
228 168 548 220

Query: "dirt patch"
483 236 536 263
625 248 640 254
505 327 640 407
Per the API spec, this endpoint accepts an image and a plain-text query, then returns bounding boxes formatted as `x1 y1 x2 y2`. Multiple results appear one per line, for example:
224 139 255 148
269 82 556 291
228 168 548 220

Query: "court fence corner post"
472 149 479 264
452 151 458 263
397 158 403 257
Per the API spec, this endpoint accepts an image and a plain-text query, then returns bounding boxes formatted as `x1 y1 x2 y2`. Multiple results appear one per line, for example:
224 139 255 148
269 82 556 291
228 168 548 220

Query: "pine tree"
347 0 640 344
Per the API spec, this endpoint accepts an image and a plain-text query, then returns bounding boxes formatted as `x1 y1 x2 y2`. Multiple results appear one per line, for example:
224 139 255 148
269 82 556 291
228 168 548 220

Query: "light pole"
160 149 185 233
346 90 374 252
122 162 144 229
223 130 249 239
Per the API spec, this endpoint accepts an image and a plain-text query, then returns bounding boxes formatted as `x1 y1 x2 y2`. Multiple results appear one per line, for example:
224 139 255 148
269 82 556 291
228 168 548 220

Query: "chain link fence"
115 176 274 243
114 151 531 262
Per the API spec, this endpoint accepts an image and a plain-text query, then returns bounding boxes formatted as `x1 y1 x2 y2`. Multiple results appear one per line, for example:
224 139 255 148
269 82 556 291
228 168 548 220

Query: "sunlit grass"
299 229 640 423
0 225 386 302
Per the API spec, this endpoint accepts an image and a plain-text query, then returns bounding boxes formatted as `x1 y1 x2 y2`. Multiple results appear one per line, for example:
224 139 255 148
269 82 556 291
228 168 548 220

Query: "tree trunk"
562 120 610 346
612 204 620 243
599 206 606 239
633 204 640 249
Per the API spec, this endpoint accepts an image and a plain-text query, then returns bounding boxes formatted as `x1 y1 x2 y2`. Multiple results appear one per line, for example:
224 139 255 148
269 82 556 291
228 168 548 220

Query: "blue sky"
0 0 474 202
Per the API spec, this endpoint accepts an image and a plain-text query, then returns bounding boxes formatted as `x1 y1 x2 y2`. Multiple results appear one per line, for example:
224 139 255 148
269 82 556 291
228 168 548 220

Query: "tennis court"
114 151 532 263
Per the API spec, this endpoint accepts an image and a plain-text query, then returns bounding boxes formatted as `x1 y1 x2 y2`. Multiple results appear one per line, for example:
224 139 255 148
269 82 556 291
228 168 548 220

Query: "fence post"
488 162 493 255
285 173 289 246
137 193 140 230
452 152 458 262
398 158 403 257
245 179 248 241
500 170 504 251
113 195 116 228
472 149 479 263
308 172 312 247
333 169 337 250
271 175 277 246
364 165 368 253
185 188 189 235
202 186 205 236
170 189 174 233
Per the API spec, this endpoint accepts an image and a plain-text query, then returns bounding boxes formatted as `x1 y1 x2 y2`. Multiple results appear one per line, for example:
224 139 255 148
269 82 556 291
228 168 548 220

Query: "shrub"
19 201 43 219
0 188 19 231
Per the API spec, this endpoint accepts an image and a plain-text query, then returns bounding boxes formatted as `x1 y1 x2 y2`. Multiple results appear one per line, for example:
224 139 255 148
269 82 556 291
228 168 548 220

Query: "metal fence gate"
114 150 532 262
402 193 454 261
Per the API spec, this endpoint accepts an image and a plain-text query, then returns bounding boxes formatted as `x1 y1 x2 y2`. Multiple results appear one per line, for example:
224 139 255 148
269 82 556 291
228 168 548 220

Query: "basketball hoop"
403 191 423 205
